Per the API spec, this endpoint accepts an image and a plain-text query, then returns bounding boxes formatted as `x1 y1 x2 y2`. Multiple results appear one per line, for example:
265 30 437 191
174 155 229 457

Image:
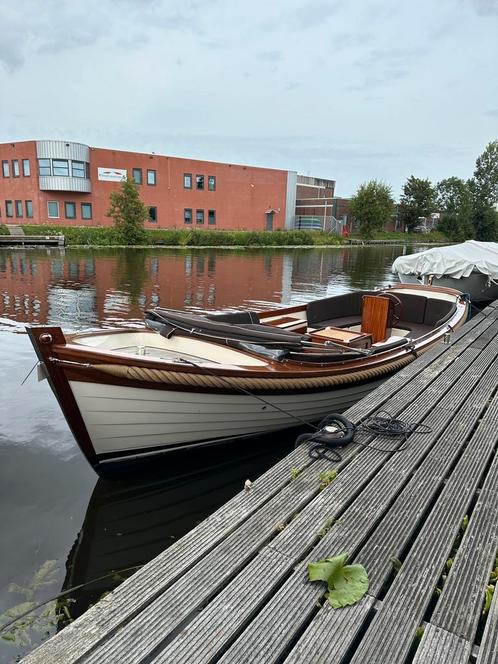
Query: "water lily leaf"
326 563 369 608
308 553 348 583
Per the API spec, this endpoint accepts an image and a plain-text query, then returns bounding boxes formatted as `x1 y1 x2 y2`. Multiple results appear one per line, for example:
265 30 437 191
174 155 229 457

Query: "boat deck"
23 300 498 664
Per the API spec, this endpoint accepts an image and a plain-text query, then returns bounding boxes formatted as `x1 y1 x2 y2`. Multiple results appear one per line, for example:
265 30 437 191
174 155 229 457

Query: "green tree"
436 177 474 241
470 202 498 241
398 176 436 231
107 178 148 245
473 140 498 207
349 180 395 239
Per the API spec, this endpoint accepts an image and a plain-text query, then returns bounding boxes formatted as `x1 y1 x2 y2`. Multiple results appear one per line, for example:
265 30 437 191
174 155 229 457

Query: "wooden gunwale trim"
54 342 414 379
258 303 307 317
52 308 466 382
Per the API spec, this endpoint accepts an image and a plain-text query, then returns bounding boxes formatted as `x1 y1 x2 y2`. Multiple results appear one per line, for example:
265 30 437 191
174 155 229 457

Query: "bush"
19 226 344 247
0 225 9 235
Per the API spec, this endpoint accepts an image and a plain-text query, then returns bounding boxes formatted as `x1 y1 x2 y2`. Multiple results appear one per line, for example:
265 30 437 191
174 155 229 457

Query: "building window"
53 159 69 176
208 175 216 191
196 175 204 190
48 201 59 218
12 160 20 177
6 200 13 217
132 168 142 184
147 170 156 186
196 209 204 224
2 161 9 177
148 206 157 223
184 208 192 224
64 202 76 219
38 159 51 176
208 209 216 225
15 200 23 217
81 203 92 220
25 200 33 218
22 159 30 177
72 161 85 178
86 163 90 178
184 173 192 189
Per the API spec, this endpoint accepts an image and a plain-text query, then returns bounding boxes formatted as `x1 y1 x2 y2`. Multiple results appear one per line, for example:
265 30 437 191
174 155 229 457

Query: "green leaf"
308 553 348 583
326 564 369 609
484 585 495 615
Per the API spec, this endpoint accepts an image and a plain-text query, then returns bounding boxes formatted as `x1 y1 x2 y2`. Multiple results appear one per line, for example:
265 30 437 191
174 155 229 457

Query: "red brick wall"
0 141 289 231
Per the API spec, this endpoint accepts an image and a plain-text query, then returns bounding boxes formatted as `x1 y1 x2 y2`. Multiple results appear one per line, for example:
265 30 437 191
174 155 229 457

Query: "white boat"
392 241 498 303
27 285 468 474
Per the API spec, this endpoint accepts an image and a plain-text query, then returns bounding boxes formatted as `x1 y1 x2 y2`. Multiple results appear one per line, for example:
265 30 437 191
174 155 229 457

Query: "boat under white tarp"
392 241 498 302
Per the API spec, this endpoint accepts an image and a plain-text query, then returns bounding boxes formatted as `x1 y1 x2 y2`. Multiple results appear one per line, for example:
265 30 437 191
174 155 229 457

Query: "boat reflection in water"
58 435 294 622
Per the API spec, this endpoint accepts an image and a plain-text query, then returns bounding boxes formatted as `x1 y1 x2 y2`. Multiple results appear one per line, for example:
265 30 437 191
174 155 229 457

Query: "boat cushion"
307 292 375 328
391 293 427 324
311 315 362 329
424 299 456 326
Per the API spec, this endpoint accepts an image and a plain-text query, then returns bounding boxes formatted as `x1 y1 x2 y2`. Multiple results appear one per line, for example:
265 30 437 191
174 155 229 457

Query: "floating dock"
23 300 498 663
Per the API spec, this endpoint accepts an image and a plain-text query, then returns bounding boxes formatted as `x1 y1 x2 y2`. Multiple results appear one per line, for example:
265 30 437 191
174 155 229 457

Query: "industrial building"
0 140 339 232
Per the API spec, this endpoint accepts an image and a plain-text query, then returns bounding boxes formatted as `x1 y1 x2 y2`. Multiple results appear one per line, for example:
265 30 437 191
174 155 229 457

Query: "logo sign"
98 167 127 182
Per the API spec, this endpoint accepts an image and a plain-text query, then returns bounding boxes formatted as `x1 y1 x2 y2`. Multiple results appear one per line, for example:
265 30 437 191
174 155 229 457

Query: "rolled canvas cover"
392 241 498 280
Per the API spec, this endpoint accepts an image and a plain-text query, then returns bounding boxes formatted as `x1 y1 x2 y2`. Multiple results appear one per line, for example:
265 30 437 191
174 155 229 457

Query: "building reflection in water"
0 245 407 328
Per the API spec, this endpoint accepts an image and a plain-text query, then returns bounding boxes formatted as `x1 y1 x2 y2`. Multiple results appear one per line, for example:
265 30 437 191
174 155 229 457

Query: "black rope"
296 411 432 460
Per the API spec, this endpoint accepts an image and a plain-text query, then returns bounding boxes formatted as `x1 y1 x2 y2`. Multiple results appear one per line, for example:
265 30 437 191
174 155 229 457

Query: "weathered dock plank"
151 316 498 664
412 624 472 664
22 303 498 664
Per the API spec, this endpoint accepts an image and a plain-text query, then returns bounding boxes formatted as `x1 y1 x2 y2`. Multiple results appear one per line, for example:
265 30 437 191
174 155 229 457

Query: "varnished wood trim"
27 326 98 467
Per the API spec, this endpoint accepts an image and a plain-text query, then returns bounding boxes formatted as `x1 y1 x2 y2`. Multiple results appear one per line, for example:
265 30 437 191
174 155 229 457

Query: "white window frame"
48 201 60 218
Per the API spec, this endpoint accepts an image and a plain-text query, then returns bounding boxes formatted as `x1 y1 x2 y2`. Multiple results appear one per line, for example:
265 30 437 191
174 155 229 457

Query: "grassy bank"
350 230 448 243
0 224 450 246
16 226 344 247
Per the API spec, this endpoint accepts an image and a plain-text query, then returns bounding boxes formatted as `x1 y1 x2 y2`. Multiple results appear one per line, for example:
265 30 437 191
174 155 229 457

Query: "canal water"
0 244 421 661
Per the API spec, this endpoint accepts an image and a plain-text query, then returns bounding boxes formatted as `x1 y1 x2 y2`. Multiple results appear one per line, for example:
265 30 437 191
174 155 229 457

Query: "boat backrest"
307 292 367 327
306 290 456 330
392 293 427 324
424 299 457 327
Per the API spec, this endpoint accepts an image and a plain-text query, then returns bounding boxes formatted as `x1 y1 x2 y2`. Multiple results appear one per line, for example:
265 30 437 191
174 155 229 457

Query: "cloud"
472 0 498 15
292 0 343 29
256 50 283 62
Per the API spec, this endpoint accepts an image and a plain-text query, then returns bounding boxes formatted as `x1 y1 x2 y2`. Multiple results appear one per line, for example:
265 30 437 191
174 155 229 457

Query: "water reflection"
59 437 294 623
0 245 422 330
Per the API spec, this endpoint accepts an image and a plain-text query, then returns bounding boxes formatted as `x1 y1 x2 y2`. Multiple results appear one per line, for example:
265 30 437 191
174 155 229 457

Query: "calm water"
0 244 421 661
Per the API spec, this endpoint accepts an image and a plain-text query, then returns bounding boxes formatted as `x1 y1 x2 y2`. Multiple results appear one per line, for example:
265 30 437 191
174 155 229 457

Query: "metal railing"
294 215 346 234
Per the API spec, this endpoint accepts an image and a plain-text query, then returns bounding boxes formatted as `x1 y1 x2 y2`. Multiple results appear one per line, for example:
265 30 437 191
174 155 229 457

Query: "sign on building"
97 167 127 182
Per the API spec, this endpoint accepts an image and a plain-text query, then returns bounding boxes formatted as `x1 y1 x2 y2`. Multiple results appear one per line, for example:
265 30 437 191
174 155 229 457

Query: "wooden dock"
0 235 64 247
23 301 498 663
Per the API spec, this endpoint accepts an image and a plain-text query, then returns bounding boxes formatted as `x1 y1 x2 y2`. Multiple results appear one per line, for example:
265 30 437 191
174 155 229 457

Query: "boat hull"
68 378 386 461
397 273 498 303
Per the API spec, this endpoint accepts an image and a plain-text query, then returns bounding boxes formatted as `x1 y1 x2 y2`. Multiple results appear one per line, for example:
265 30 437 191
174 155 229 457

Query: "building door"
266 212 274 231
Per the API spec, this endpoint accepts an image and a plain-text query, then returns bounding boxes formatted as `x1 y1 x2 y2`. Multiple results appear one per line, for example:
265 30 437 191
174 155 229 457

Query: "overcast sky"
0 0 497 197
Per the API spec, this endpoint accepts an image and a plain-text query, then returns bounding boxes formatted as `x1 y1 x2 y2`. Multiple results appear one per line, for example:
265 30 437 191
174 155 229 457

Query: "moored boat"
27 284 468 473
392 240 498 303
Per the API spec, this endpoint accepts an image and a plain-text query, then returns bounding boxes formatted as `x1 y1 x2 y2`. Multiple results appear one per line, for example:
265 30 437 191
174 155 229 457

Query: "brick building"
0 140 303 232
